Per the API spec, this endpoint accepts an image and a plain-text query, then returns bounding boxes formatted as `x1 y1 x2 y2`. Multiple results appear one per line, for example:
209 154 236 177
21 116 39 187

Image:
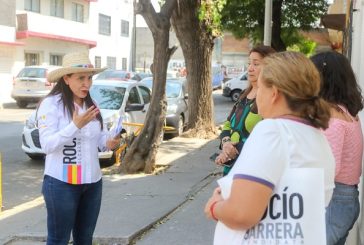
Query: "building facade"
0 1 22 104
325 1 364 244
0 0 134 105
89 0 133 70
350 0 364 243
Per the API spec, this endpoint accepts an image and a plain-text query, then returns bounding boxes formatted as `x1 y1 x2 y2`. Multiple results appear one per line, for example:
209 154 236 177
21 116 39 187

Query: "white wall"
0 26 16 42
348 0 364 244
0 46 16 105
15 0 90 22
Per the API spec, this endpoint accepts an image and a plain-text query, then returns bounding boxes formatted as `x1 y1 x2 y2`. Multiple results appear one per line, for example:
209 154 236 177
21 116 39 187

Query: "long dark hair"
47 76 103 129
311 51 363 117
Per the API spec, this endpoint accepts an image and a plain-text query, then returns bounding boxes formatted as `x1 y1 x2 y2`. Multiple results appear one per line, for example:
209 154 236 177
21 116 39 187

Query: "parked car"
141 77 188 136
222 71 249 102
21 79 151 163
211 64 225 90
94 69 134 81
131 72 153 81
11 66 61 108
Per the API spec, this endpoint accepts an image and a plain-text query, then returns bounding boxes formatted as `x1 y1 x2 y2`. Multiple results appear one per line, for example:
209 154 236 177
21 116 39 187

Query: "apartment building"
89 0 133 70
14 0 133 69
0 1 22 103
15 0 95 69
0 0 133 104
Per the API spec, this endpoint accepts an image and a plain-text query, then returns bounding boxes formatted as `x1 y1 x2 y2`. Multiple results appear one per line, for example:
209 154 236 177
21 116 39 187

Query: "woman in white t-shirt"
204 51 335 245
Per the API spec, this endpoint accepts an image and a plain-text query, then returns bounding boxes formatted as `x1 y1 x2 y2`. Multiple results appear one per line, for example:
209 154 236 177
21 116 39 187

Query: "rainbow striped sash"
63 164 82 184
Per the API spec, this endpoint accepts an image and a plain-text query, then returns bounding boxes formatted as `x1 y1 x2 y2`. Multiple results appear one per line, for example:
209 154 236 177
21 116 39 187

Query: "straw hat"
47 52 107 83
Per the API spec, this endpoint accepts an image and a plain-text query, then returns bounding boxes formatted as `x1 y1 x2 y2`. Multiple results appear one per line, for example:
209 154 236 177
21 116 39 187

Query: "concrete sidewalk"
0 136 221 245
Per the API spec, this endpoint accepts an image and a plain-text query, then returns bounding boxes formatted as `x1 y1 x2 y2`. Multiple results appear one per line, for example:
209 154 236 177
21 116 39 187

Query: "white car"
222 71 249 102
22 79 151 163
11 66 61 108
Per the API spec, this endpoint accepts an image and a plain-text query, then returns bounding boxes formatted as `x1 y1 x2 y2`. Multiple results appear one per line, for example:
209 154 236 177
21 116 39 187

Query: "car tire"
231 90 241 102
108 151 117 165
100 151 116 167
16 100 28 108
173 115 184 137
26 153 45 160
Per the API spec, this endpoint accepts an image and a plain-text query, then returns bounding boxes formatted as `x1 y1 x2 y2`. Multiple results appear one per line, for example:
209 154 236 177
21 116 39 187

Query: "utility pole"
264 0 272 46
130 0 137 72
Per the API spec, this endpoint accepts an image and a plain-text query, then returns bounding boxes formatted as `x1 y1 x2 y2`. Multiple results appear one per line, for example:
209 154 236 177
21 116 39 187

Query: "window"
95 56 101 68
50 0 64 18
72 3 84 22
99 14 111 35
122 58 127 70
25 53 39 66
139 86 151 104
17 67 46 78
90 85 126 110
106 56 116 69
121 20 129 37
24 0 40 12
128 87 141 104
50 54 63 66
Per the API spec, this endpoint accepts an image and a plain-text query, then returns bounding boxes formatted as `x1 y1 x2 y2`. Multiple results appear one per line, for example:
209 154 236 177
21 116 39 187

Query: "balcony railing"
16 12 96 47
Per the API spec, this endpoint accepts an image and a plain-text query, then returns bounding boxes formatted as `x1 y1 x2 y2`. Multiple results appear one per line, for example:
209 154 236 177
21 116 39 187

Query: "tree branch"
136 0 158 31
136 0 178 34
167 45 178 60
160 0 178 18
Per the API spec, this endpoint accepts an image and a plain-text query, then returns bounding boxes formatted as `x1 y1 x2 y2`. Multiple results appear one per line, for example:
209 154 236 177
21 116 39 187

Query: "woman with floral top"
216 45 275 176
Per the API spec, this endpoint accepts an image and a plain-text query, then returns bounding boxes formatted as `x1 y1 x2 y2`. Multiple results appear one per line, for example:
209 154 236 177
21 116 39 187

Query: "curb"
128 171 220 245
4 171 220 245
2 139 221 245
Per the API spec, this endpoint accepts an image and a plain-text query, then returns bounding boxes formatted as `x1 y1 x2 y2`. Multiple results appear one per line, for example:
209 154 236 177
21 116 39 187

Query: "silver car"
141 77 188 136
11 66 61 108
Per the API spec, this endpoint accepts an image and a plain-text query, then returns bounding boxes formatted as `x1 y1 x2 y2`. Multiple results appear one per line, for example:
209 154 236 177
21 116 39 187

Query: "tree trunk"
171 0 216 138
271 0 286 51
117 0 177 174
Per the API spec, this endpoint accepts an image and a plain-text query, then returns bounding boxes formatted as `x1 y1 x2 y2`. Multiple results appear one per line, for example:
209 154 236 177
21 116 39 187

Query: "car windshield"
142 79 181 98
131 72 152 81
95 70 130 80
166 82 181 98
142 79 153 90
90 85 126 110
18 68 46 78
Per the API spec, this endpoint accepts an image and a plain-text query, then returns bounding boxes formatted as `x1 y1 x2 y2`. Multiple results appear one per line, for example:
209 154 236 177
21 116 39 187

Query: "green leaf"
221 0 328 50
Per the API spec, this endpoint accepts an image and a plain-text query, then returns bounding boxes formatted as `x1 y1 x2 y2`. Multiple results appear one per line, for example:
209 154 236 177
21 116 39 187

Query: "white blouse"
37 94 109 184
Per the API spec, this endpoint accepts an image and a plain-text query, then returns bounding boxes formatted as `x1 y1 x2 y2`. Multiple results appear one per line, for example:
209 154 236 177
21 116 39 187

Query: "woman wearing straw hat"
37 52 120 244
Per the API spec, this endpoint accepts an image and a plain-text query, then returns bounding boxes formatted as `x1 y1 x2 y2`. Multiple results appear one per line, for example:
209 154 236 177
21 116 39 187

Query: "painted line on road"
0 196 44 221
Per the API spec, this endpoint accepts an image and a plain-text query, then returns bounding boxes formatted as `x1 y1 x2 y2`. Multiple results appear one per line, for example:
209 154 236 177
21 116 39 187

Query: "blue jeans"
326 182 360 245
42 175 102 245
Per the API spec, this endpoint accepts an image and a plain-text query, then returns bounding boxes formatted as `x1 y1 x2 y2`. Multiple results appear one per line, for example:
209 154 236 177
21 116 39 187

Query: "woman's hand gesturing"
73 105 100 129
